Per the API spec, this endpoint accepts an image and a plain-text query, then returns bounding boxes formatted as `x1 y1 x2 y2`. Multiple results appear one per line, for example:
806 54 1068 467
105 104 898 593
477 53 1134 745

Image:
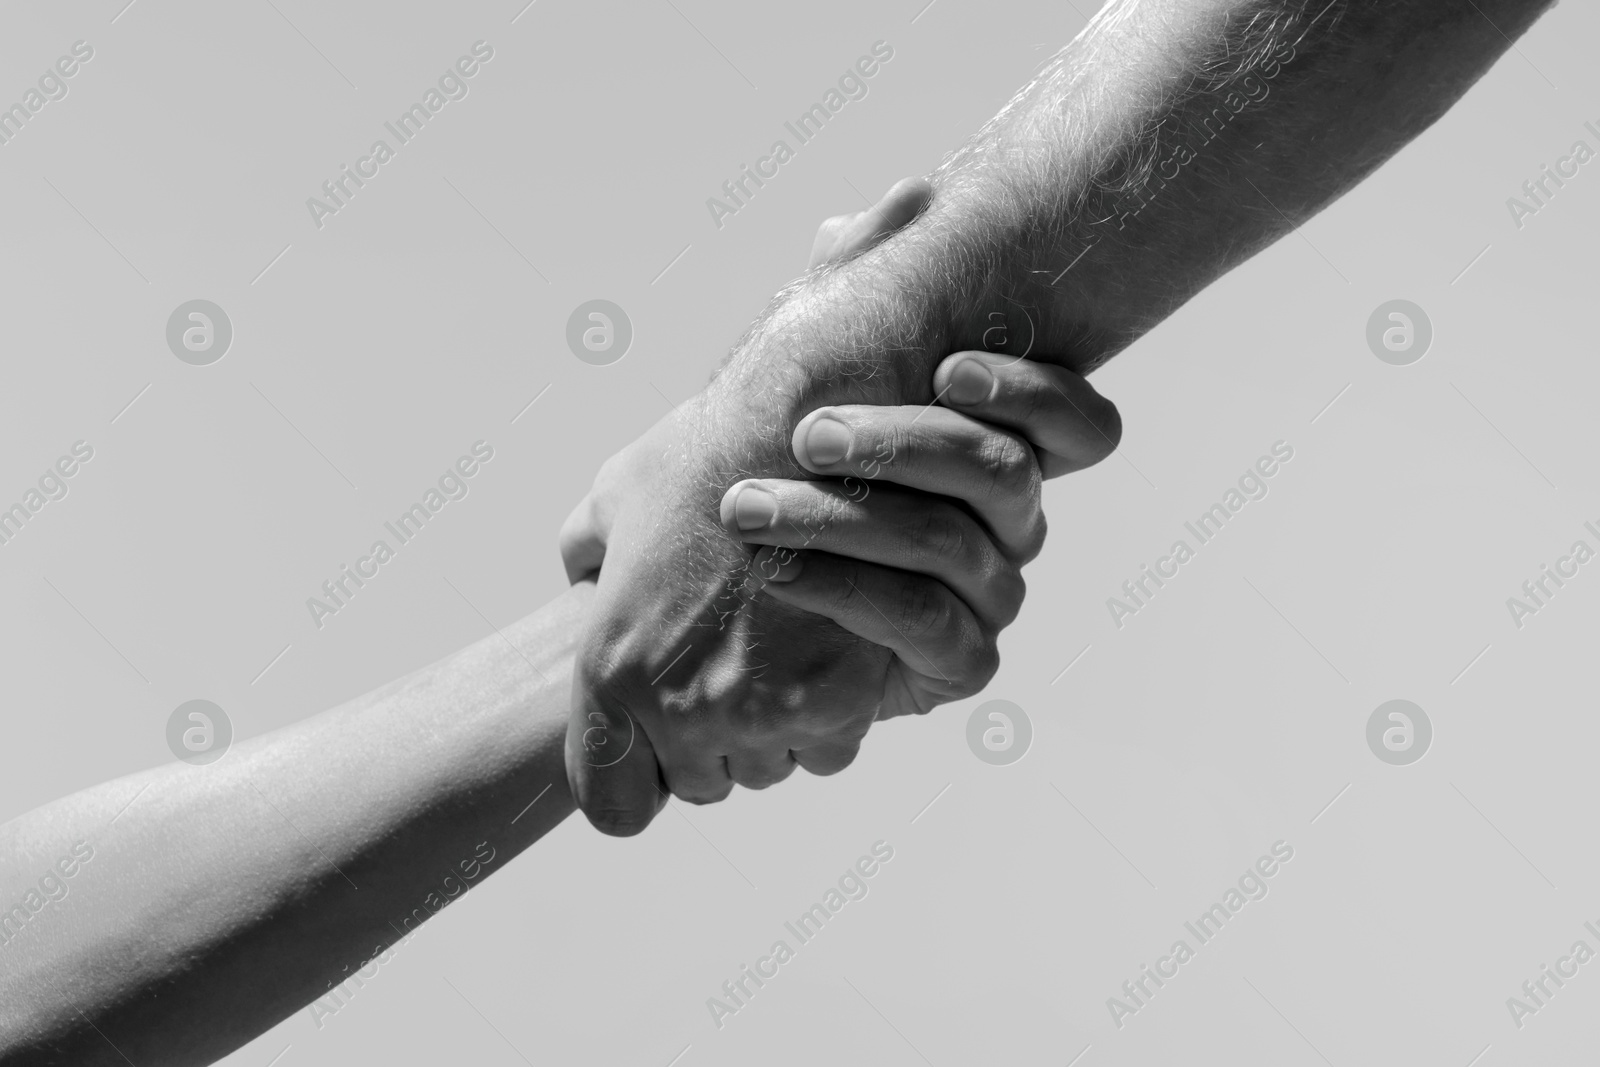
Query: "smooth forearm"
0 585 589 1066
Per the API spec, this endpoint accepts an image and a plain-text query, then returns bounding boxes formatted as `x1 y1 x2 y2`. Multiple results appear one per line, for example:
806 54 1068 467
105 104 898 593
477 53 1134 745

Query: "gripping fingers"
791 405 1046 563
759 549 997 696
808 177 933 268
722 477 1024 628
564 691 669 837
658 748 737 806
724 748 800 791
931 351 1123 479
790 737 864 777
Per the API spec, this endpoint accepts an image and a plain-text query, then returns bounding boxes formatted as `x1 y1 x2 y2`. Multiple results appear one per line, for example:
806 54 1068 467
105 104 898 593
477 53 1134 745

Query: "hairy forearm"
716 0 1553 431
0 586 588 1066
923 0 1555 365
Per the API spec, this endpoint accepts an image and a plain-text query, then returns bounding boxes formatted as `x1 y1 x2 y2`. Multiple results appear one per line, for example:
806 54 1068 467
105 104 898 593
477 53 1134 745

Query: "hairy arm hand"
568 0 1556 835
0 368 1091 1064
708 0 1557 400
917 0 1556 365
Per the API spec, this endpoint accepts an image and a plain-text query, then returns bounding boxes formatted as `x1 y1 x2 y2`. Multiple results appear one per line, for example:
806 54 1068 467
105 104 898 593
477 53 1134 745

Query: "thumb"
565 669 668 837
559 492 609 584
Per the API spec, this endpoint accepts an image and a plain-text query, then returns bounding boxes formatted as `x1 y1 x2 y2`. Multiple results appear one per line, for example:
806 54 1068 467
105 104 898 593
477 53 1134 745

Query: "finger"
790 405 1046 563
725 747 799 791
659 751 736 806
569 632 737 813
790 737 862 776
558 492 608 584
931 351 1123 479
808 177 932 267
830 177 933 260
721 478 1024 628
564 690 668 837
759 549 996 696
808 213 857 268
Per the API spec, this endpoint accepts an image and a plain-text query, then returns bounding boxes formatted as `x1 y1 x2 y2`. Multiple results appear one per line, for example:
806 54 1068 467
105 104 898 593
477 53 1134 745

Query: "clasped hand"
558 179 1121 834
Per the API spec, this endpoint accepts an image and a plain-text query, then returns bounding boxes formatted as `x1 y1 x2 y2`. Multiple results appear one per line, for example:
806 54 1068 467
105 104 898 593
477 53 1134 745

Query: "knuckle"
673 708 720 750
1011 371 1052 426
988 565 1027 627
575 637 623 695
975 636 1001 682
725 702 776 748
977 433 1041 503
812 702 863 738
800 688 879 743
577 634 653 710
824 560 867 613
1016 510 1048 563
895 580 953 641
951 635 1001 692
855 421 908 476
795 491 850 545
906 509 971 568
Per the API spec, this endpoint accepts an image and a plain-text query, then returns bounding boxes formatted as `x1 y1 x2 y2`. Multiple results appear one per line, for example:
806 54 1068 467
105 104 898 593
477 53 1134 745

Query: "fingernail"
804 418 852 466
734 486 777 530
948 358 995 406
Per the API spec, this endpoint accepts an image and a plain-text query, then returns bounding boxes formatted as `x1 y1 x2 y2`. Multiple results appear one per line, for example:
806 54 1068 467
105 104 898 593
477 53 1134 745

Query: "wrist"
911 167 1143 372
713 259 953 419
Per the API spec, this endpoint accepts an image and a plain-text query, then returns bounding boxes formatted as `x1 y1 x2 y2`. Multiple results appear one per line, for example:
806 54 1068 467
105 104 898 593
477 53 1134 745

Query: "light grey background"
1 0 1595 1064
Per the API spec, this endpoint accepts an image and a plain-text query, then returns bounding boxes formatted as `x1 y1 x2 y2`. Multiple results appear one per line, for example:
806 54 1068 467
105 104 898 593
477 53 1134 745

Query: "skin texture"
0 0 1561 1055
926 0 1558 362
565 0 1558 836
559 181 1122 829
0 586 590 1067
0 355 1110 1066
